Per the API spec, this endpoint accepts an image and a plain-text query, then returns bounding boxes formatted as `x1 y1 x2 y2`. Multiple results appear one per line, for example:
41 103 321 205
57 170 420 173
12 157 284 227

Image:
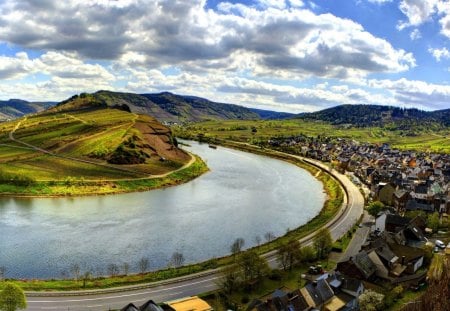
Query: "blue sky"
0 0 450 112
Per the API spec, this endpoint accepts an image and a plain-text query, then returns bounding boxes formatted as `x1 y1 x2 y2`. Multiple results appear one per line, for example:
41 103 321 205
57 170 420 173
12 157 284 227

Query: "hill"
0 99 55 120
297 104 450 128
52 90 261 122
141 92 261 121
0 95 205 196
249 108 294 119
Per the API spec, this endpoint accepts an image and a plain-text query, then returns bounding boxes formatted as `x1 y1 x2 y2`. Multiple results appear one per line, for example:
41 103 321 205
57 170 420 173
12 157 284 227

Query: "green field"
0 108 199 196
174 119 450 153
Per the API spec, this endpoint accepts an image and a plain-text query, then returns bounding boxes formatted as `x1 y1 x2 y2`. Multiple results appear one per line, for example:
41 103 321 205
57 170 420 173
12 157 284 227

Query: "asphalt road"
25 151 365 311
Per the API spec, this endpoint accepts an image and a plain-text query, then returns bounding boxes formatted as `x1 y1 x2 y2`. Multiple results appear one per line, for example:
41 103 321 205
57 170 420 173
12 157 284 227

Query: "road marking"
28 276 220 303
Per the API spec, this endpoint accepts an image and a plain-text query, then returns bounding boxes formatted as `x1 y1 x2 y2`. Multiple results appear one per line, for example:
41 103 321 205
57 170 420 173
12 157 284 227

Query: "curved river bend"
0 141 325 279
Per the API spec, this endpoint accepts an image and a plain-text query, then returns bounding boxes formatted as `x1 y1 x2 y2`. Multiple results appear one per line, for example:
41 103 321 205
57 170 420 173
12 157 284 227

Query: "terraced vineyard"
0 106 205 196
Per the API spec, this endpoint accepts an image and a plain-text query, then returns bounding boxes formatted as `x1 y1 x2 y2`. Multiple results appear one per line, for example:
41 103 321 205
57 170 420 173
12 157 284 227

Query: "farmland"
173 119 450 153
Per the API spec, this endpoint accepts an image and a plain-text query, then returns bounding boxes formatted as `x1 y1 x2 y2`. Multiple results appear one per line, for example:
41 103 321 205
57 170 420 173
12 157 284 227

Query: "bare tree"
107 264 119 277
171 252 185 268
82 270 92 288
264 231 275 243
230 238 245 259
0 266 5 281
138 257 149 275
70 263 80 281
122 262 130 276
254 235 261 248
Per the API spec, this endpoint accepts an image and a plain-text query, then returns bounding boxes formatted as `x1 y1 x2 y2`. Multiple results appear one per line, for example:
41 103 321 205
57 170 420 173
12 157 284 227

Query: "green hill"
297 104 450 128
51 90 261 122
0 95 204 196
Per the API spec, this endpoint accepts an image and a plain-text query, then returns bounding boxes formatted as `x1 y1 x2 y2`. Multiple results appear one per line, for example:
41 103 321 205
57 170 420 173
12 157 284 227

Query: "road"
25 148 365 311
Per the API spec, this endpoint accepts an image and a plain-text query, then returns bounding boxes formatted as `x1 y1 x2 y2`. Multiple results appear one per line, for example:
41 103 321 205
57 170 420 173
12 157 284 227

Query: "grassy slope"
174 119 450 153
0 107 201 196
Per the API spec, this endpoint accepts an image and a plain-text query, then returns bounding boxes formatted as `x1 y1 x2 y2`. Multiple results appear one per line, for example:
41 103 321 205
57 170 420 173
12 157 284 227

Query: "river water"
0 141 325 279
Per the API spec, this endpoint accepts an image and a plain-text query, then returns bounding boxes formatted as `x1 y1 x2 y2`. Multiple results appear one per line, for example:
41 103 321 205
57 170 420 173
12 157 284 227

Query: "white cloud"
0 0 415 81
368 78 450 109
428 47 450 61
397 0 438 30
409 28 422 40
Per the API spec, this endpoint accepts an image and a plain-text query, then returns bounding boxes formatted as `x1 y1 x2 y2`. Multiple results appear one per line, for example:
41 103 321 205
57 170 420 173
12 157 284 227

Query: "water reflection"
0 141 325 279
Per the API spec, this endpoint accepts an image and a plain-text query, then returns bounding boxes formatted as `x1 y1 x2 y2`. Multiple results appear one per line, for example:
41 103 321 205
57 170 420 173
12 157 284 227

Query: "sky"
0 0 450 112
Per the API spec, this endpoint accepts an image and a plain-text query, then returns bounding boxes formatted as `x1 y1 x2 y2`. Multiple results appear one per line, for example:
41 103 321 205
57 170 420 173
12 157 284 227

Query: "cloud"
428 47 450 61
397 0 438 30
409 29 422 40
368 78 450 110
0 0 415 80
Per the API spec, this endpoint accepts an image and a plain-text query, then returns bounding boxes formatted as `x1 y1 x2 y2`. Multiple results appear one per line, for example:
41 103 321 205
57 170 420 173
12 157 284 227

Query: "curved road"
25 149 364 311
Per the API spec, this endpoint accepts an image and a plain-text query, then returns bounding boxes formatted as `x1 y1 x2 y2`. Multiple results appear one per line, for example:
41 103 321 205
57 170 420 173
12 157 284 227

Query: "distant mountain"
249 108 294 120
297 104 450 127
0 99 55 120
140 92 260 121
51 91 263 122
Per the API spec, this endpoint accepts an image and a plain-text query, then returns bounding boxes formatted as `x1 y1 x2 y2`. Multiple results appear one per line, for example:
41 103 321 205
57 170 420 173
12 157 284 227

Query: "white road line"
28 277 219 303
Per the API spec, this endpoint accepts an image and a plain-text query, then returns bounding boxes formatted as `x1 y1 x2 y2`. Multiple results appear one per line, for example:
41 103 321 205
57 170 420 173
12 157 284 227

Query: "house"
393 190 409 212
121 303 140 311
140 300 165 311
166 297 213 311
248 288 310 311
300 279 335 310
405 199 435 213
121 300 167 311
384 214 410 233
326 272 364 311
336 251 377 280
388 243 425 274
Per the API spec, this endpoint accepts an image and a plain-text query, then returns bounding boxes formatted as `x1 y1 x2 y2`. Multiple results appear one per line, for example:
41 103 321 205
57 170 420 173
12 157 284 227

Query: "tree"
254 235 261 248
70 263 80 281
277 239 301 271
82 271 91 288
366 201 385 217
122 262 130 276
219 263 241 294
170 252 185 268
230 238 245 259
264 232 275 242
0 283 27 311
138 257 149 275
313 228 333 259
299 245 316 262
238 250 269 284
426 212 440 233
358 289 384 311
0 267 5 281
107 264 119 277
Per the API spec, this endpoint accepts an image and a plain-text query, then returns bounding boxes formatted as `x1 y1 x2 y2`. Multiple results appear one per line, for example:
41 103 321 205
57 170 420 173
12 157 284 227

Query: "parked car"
435 240 446 249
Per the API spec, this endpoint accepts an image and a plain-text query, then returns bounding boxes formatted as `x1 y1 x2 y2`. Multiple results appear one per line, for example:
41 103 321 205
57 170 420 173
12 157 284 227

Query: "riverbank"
2 142 344 292
0 155 208 197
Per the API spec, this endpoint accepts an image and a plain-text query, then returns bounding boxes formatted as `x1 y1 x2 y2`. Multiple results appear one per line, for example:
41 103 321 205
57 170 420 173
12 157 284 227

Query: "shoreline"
3 140 347 291
0 154 208 198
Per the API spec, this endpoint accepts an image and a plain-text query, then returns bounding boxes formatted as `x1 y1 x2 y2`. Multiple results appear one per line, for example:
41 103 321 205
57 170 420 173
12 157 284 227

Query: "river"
0 141 325 279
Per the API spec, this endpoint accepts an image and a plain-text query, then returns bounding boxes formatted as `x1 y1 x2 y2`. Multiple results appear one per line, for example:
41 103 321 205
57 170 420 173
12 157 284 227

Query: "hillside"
297 104 450 128
0 99 55 121
50 90 261 122
0 95 203 196
249 108 294 119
